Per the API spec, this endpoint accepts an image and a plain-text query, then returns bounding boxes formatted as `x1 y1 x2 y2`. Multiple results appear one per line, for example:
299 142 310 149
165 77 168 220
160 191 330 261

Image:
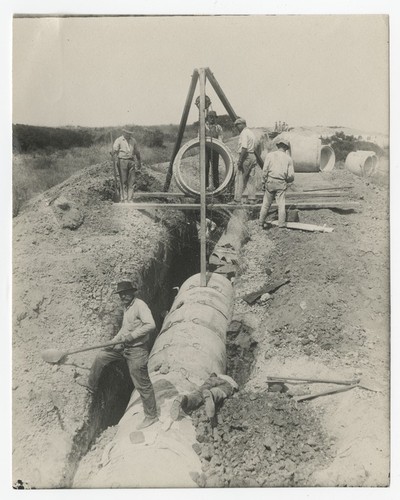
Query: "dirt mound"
192 391 333 487
12 161 191 487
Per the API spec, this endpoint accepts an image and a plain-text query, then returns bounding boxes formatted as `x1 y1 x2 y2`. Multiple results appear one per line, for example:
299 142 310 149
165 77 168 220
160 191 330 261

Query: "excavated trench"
65 201 332 488
63 207 233 486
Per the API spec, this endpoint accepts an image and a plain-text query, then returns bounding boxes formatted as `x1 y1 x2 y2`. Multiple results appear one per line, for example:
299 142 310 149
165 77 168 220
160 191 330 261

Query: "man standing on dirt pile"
259 138 294 229
77 281 158 430
230 117 258 204
113 127 142 202
170 372 238 421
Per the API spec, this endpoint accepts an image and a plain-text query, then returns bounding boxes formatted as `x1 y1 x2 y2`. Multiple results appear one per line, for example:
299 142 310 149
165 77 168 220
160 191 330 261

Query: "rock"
201 444 214 461
192 443 201 455
206 474 224 488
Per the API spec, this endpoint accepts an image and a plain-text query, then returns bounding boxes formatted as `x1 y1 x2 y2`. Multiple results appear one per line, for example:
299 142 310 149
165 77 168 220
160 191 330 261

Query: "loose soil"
191 166 389 486
12 152 389 487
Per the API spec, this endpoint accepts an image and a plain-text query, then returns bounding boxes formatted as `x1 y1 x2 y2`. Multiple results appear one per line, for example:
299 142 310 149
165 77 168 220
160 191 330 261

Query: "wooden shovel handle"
67 340 121 356
267 375 360 386
295 384 358 402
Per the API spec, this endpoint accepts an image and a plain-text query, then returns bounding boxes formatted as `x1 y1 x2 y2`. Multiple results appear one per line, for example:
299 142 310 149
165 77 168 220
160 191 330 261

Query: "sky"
12 15 389 134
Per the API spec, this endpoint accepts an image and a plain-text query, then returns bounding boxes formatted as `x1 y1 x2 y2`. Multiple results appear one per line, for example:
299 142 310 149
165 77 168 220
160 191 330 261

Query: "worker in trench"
77 281 159 430
230 117 258 204
112 127 142 202
205 110 224 191
170 373 238 421
259 138 294 229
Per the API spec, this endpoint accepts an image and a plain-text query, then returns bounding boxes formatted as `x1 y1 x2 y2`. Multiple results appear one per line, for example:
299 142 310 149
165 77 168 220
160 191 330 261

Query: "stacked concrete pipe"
73 272 234 488
274 132 336 172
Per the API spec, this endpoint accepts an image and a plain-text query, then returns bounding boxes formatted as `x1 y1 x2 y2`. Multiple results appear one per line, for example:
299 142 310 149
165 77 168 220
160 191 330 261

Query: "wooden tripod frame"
163 68 239 286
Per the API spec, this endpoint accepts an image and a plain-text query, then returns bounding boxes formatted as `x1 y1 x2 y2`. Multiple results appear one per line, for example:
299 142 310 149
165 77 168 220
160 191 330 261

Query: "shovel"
267 375 360 386
267 375 380 393
41 340 122 364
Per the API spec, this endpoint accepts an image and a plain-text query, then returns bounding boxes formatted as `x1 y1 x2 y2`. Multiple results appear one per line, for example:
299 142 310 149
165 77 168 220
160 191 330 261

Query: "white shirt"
114 298 155 345
262 150 295 182
113 135 139 159
237 127 255 153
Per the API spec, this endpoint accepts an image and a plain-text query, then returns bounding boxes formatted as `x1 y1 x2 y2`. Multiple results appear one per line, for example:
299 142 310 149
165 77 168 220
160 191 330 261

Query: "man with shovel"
113 127 142 202
77 281 158 430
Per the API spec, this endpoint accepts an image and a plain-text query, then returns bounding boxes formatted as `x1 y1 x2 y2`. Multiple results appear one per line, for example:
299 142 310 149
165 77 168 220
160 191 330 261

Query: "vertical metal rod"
199 68 207 287
163 70 199 191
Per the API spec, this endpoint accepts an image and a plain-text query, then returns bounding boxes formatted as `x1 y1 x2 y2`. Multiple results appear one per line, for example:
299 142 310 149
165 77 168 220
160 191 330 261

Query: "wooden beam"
132 190 349 199
121 201 360 210
205 67 238 121
199 68 207 287
269 221 334 233
163 70 199 191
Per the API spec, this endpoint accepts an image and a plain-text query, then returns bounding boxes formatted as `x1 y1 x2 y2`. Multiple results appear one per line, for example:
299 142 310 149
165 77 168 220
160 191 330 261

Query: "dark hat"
114 281 138 294
208 110 217 117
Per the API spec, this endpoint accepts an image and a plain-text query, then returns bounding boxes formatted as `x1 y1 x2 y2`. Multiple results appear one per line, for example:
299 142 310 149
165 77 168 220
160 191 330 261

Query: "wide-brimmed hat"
113 281 138 294
276 138 290 148
234 117 246 126
122 128 135 135
208 111 217 117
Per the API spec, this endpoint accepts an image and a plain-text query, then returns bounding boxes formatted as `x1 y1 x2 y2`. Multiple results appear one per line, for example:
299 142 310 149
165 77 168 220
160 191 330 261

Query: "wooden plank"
241 279 290 304
199 68 207 287
269 221 334 233
121 201 360 210
302 186 353 192
132 190 349 199
133 191 347 199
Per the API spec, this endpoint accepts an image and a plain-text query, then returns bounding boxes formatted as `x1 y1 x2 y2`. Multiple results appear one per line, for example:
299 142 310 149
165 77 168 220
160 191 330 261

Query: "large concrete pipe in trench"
173 137 235 197
274 132 335 172
345 151 378 178
73 272 234 488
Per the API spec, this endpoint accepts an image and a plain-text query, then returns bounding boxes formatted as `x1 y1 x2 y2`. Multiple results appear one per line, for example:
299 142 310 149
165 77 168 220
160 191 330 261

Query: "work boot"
170 395 187 421
136 416 159 430
76 378 95 394
202 389 215 419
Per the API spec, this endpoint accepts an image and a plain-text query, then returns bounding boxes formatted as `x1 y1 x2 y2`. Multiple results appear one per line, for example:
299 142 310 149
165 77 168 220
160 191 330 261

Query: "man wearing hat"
77 280 158 430
205 111 223 190
259 138 295 228
113 128 142 202
232 118 258 204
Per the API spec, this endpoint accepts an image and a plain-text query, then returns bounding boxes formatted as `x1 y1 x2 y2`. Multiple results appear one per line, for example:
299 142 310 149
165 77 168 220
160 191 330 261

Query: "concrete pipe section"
173 137 234 197
274 133 335 172
74 272 234 488
345 151 379 177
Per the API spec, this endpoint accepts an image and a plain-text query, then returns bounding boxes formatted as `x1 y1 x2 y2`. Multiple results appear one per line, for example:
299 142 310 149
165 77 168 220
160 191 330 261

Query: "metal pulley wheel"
173 137 234 197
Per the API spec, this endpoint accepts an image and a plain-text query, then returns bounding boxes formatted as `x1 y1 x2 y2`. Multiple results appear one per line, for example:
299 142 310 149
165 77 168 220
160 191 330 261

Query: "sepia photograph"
4 1 400 496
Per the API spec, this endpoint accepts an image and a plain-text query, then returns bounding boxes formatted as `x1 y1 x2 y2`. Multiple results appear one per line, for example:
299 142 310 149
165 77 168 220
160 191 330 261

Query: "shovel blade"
41 349 67 364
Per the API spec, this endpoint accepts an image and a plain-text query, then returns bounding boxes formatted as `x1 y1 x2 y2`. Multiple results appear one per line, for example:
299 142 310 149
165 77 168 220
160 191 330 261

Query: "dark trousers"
206 147 220 189
181 376 234 413
88 346 157 418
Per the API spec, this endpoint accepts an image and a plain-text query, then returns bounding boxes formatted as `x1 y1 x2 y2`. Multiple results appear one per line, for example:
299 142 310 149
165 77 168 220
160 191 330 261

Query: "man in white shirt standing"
77 280 158 430
231 118 258 204
259 138 295 228
113 128 142 202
